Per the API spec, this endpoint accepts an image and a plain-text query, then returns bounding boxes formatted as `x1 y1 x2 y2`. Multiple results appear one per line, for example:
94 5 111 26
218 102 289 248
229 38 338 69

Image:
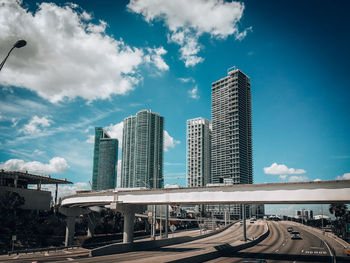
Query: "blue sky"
0 0 349 215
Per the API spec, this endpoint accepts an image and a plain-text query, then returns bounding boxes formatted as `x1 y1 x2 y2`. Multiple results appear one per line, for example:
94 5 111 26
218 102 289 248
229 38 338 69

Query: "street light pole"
0 40 27 72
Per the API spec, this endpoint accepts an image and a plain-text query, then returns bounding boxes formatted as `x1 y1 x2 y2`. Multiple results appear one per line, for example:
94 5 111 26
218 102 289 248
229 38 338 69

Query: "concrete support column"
123 209 135 243
59 207 89 247
112 203 146 244
242 204 247 241
87 213 95 238
54 184 58 206
165 205 168 238
65 216 75 247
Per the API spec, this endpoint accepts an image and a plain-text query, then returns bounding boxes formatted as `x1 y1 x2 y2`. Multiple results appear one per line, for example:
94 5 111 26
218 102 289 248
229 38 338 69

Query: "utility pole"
165 205 168 238
242 204 247 241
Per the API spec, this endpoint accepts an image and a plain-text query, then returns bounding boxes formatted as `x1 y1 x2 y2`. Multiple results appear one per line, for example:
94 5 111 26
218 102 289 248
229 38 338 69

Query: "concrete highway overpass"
60 180 350 246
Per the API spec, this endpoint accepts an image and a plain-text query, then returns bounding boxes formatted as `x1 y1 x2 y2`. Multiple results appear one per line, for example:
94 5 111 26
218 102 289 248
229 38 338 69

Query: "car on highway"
287 227 293 232
250 219 255 224
291 231 302 239
345 247 350 256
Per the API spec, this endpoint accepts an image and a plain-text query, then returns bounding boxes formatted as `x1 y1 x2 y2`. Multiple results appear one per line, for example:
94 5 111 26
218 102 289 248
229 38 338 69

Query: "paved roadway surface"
207 220 349 262
1 221 348 262
0 221 264 263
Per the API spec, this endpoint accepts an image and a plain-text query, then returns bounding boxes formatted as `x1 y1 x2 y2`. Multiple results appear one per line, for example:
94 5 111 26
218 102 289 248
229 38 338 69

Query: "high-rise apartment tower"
121 110 164 189
211 67 253 184
186 117 211 187
92 127 118 190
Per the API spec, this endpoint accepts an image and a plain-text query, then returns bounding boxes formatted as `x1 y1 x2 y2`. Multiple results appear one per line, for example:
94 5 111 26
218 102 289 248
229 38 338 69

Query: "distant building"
211 67 253 218
250 204 265 218
92 127 118 190
121 110 164 188
295 209 313 220
186 117 211 187
0 170 72 210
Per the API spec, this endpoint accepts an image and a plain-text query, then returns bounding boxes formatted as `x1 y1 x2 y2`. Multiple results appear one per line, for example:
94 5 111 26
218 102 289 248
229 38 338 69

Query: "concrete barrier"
168 223 270 263
90 222 236 257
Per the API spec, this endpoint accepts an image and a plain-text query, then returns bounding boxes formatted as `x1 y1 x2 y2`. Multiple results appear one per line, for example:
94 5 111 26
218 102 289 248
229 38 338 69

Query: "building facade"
121 110 164 189
92 127 118 190
211 67 254 218
186 117 211 187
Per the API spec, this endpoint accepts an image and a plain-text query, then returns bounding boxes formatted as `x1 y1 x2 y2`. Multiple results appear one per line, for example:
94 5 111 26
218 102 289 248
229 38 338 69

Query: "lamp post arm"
0 46 15 72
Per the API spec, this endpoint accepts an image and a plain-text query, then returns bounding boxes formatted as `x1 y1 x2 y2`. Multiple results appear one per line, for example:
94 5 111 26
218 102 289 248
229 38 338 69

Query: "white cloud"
0 157 69 174
20 116 52 135
86 134 95 144
336 173 350 180
105 121 124 146
164 130 180 151
86 122 124 145
264 163 306 175
40 182 90 199
0 1 167 103
144 47 169 71
11 118 19 127
128 0 251 67
288 175 309 182
188 85 199 99
279 175 287 180
33 149 45 156
87 123 178 152
178 77 194 83
314 178 321 182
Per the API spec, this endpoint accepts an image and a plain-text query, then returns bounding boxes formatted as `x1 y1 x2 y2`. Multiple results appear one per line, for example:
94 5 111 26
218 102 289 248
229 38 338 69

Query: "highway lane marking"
67 258 74 261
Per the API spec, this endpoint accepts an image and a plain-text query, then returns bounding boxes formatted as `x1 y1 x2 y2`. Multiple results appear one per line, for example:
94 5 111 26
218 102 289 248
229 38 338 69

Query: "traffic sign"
170 224 176 233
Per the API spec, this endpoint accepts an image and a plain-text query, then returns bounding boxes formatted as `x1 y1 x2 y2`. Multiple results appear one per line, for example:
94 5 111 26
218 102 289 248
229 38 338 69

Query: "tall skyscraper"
211 67 253 185
92 127 118 190
211 67 253 218
186 117 211 187
121 110 164 189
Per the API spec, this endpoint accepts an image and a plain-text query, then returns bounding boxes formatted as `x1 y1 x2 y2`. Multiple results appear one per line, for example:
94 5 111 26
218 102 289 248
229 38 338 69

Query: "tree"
329 203 348 219
329 203 348 239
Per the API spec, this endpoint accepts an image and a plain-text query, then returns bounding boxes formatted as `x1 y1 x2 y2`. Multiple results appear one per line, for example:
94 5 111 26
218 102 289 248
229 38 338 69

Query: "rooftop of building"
212 67 250 86
0 170 72 185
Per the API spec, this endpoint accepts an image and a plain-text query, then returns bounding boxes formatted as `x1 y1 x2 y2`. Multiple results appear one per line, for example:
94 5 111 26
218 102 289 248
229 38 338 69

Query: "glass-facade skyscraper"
92 127 118 190
121 110 164 189
186 117 211 187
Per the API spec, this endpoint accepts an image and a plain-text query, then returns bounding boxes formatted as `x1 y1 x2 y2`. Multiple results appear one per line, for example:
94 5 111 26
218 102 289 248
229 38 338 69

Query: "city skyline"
0 0 349 216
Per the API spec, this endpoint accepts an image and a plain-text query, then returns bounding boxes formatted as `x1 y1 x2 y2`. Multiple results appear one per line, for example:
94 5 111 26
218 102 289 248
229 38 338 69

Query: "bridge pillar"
87 213 95 238
65 216 75 247
59 207 90 247
123 207 135 243
112 203 146 243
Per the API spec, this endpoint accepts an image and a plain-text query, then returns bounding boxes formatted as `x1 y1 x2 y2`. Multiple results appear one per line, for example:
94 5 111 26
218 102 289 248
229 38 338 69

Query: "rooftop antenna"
227 66 237 73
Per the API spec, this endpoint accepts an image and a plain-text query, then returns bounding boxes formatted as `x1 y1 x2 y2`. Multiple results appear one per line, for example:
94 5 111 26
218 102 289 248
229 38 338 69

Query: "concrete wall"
91 223 235 257
0 186 51 210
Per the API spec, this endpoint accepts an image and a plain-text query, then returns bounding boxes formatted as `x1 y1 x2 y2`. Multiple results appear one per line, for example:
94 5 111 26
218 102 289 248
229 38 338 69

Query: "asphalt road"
208 221 349 262
2 221 348 263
